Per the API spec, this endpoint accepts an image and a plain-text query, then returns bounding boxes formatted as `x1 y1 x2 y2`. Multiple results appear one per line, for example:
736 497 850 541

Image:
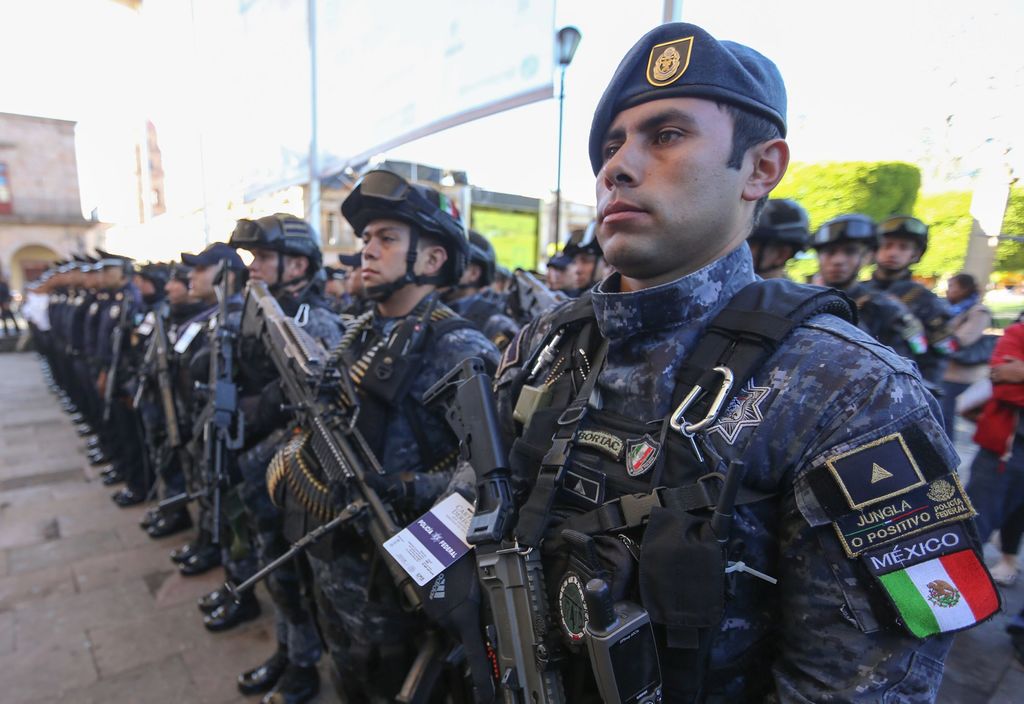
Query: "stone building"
0 112 103 292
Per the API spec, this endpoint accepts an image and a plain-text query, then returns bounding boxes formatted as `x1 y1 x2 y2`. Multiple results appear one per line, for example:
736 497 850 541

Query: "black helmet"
812 214 878 250
467 230 496 286
878 215 929 254
564 221 603 258
749 199 810 250
229 213 323 272
341 169 469 293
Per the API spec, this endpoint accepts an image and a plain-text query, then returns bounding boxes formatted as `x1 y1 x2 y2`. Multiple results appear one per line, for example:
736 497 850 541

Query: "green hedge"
997 186 1024 275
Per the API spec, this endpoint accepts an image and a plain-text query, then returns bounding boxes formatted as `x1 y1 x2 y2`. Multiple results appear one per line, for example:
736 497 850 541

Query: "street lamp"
554 26 582 249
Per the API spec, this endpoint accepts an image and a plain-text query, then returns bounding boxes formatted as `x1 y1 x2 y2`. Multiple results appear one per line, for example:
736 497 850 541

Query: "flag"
877 549 999 638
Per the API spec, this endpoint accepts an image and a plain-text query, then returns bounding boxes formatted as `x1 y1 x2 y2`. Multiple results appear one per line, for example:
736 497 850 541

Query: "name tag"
136 311 155 337
173 322 203 354
383 493 474 586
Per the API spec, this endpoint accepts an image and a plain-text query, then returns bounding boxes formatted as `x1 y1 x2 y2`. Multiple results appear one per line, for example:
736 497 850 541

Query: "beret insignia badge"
646 36 693 87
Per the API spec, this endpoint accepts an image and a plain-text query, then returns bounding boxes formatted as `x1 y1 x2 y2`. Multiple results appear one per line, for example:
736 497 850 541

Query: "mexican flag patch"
861 523 1000 638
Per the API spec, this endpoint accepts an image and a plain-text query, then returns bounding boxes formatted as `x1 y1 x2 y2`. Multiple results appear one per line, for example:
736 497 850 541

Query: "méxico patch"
625 434 661 477
833 475 975 557
865 532 999 639
825 432 925 510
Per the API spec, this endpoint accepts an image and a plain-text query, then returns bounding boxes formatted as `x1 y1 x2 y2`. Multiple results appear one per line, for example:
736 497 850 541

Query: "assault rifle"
506 269 569 328
229 280 442 703
102 291 132 424
425 358 566 704
133 303 183 496
158 264 243 541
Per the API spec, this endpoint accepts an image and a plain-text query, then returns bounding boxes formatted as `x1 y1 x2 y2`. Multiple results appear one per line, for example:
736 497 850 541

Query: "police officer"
563 222 605 296
812 213 928 362
301 170 499 701
747 198 809 278
469 22 996 702
866 215 954 386
445 230 506 330
545 252 571 291
228 214 341 704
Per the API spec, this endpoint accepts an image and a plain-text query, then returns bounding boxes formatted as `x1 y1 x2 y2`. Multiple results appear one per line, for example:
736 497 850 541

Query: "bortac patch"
825 433 925 510
625 434 661 477
576 429 624 460
558 572 589 642
832 474 975 557
863 525 999 638
646 36 694 87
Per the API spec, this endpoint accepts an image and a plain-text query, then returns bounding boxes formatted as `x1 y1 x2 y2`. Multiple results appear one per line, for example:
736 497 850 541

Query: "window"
0 163 11 214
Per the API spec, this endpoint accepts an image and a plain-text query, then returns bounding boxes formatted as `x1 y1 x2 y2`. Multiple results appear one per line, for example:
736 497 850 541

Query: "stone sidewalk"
1 349 1022 702
0 352 339 704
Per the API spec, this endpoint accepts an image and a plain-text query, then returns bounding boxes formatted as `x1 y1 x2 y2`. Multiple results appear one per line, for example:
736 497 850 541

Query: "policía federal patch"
862 524 1000 638
825 432 925 510
832 473 975 557
646 36 694 87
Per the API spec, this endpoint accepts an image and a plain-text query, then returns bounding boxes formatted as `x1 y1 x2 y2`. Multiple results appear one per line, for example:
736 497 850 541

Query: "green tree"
913 191 973 279
997 186 1024 275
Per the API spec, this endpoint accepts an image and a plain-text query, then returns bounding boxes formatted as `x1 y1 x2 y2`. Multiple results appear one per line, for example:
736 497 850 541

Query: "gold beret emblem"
646 36 693 87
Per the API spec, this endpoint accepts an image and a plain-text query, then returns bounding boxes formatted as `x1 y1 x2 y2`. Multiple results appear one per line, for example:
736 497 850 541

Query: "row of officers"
26 21 997 704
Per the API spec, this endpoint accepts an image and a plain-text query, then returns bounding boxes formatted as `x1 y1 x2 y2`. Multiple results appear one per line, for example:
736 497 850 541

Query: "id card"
383 493 475 586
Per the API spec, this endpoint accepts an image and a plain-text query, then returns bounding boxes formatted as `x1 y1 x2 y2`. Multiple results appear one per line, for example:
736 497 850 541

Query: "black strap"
516 334 609 548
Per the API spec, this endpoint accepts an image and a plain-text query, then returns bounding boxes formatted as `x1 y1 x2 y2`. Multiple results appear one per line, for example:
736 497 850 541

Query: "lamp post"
554 26 581 250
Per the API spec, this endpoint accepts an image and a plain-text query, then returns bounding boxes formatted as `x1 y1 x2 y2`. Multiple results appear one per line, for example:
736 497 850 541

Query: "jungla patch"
706 382 771 444
832 474 976 557
825 432 926 510
576 429 624 460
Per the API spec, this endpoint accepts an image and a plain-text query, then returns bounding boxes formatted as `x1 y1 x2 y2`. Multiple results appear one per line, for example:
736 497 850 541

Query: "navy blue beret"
589 23 787 174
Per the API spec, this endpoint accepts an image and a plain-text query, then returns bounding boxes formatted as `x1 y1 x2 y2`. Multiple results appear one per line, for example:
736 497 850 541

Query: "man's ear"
418 244 448 277
742 138 790 203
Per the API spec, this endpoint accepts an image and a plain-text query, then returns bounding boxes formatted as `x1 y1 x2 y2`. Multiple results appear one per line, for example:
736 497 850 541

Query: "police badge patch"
646 36 694 87
706 383 771 444
625 434 660 477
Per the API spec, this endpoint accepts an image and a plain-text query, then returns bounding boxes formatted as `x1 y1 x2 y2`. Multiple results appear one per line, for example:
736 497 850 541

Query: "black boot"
170 532 209 564
238 647 289 696
139 507 160 529
260 664 320 704
178 543 222 576
101 468 125 486
146 509 192 539
112 487 145 507
203 591 261 632
197 586 230 614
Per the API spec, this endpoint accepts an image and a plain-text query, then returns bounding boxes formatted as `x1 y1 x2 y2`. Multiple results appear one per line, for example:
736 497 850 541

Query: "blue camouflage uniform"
478 243 996 702
306 291 499 701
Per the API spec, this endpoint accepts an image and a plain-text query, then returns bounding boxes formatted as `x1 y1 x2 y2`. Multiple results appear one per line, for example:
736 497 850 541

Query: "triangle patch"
871 463 894 484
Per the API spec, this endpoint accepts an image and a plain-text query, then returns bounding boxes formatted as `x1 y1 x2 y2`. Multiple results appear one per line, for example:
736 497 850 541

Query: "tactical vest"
505 279 855 700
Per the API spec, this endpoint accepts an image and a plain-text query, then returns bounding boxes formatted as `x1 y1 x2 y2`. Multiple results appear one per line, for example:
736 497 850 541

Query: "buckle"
670 366 735 435
695 472 726 508
619 491 663 529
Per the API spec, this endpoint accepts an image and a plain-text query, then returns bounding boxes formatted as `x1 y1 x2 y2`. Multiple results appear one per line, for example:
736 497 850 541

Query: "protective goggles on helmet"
878 216 928 237
229 218 277 247
812 216 876 246
349 170 461 239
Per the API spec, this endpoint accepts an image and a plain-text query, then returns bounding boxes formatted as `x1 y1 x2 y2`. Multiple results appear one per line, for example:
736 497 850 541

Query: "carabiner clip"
670 366 735 435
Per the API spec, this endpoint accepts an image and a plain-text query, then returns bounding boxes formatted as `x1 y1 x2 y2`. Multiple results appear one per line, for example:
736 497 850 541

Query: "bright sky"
1 0 1022 227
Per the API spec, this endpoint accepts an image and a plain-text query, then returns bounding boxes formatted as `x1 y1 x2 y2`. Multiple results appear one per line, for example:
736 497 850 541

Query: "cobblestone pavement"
0 352 339 704
1 349 1021 702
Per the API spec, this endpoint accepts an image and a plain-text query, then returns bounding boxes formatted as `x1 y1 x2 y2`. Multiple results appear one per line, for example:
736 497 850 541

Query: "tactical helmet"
229 213 323 272
467 230 496 286
749 199 810 251
564 221 603 258
811 214 878 250
341 169 469 290
878 215 929 254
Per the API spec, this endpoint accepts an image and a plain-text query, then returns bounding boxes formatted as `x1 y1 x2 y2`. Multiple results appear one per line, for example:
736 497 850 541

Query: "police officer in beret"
747 198 809 279
546 252 571 291
468 22 997 702
812 213 929 363
866 215 955 388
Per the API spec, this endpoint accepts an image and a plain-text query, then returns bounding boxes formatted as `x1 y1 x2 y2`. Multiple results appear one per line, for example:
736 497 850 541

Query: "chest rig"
507 279 854 698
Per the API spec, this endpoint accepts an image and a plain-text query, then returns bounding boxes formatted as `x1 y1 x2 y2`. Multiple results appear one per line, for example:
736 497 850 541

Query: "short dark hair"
950 272 978 296
718 102 782 224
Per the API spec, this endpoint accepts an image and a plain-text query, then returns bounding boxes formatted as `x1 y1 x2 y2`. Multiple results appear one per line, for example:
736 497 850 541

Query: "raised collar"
592 244 756 339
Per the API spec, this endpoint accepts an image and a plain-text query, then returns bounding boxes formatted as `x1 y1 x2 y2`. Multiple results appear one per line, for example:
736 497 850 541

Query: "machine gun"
228 280 444 703
506 269 570 328
425 358 566 704
102 292 132 424
157 265 243 539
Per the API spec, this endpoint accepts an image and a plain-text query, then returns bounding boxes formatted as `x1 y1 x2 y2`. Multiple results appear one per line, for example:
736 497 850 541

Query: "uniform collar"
592 244 756 339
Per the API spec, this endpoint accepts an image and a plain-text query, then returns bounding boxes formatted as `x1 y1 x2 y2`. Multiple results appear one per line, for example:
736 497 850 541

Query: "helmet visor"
356 170 412 202
813 218 875 246
879 216 927 237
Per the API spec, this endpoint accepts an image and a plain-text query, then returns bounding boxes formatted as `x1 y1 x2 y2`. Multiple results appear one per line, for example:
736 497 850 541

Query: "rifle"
425 358 566 704
102 291 132 424
506 269 569 328
232 280 443 702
